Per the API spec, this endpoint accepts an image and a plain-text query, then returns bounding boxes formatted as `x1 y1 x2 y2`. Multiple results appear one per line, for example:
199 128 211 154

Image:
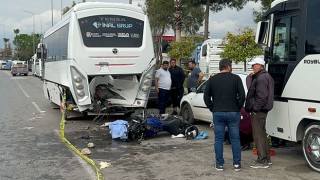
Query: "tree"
220 27 263 71
167 37 196 62
192 0 258 40
62 0 86 15
1 38 12 60
13 34 41 61
253 0 273 23
13 29 20 59
144 0 204 66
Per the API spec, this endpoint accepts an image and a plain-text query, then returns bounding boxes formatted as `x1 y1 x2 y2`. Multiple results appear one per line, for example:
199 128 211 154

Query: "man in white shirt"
154 61 172 114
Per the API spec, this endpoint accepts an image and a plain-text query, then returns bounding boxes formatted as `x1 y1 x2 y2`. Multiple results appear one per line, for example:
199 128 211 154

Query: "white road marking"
16 80 30 98
32 102 46 113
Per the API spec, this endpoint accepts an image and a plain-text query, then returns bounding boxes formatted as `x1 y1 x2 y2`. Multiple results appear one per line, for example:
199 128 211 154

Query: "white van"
0 60 7 70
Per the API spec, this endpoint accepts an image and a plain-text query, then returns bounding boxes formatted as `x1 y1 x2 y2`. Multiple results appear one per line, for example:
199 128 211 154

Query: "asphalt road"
0 70 319 180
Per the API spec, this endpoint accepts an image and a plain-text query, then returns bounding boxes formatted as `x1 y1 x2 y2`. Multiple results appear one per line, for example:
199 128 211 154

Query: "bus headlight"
145 74 153 79
76 90 85 97
143 79 151 86
141 85 150 92
73 76 82 83
75 83 84 90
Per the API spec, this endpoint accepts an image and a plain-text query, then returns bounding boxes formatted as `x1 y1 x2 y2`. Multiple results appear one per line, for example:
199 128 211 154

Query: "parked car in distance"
180 73 248 124
11 63 28 76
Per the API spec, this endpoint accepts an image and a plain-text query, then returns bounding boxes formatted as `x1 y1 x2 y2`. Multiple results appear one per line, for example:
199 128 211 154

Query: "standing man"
169 59 185 115
154 61 172 114
186 60 204 93
245 57 274 169
204 59 245 172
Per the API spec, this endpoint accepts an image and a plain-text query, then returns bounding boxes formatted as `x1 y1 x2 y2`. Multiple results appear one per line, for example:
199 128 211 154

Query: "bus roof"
64 2 144 17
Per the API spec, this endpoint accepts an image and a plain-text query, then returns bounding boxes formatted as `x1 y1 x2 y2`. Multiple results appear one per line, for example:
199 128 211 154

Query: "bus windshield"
79 15 144 48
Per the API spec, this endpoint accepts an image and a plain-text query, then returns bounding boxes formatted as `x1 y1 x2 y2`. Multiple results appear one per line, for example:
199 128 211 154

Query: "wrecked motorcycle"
127 113 199 141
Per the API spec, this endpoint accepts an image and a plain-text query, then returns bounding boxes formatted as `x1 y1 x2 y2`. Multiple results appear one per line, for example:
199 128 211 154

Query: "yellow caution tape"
60 89 105 180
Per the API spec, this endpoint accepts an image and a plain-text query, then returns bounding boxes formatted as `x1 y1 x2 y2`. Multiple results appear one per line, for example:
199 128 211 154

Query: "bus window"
305 0 320 54
79 15 144 48
272 16 299 62
272 18 289 62
289 16 298 61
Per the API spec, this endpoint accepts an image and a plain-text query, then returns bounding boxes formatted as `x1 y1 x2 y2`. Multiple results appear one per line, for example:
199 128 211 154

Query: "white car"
180 73 248 124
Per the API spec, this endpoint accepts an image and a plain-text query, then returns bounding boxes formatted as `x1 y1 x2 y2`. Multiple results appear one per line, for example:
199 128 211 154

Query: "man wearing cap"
155 61 172 114
245 57 274 169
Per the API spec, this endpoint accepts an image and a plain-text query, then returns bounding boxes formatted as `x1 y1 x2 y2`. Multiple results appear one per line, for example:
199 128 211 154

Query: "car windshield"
197 81 207 93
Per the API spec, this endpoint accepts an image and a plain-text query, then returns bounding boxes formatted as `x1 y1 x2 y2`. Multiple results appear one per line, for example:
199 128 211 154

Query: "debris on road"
81 148 91 155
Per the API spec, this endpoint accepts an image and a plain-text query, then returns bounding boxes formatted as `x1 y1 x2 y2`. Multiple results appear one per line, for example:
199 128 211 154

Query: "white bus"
255 0 320 172
38 2 155 118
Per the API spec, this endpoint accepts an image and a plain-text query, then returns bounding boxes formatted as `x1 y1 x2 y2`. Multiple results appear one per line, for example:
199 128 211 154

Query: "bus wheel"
181 103 195 124
302 122 320 172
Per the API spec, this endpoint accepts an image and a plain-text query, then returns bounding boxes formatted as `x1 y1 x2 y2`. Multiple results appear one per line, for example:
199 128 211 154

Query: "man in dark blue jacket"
204 58 245 172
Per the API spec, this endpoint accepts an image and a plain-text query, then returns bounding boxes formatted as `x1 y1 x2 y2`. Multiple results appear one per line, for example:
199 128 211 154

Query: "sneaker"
215 164 224 171
249 161 269 168
171 111 178 116
253 159 272 165
233 164 242 172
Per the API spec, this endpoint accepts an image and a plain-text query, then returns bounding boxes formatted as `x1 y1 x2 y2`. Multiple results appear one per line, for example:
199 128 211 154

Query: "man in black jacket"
245 57 274 169
204 58 245 172
169 59 185 115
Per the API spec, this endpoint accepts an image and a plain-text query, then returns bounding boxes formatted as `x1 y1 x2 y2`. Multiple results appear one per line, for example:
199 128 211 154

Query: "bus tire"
181 103 195 124
302 122 320 172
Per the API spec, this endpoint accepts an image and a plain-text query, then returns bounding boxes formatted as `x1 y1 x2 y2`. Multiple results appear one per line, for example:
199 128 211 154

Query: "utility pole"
24 10 35 56
51 0 54 27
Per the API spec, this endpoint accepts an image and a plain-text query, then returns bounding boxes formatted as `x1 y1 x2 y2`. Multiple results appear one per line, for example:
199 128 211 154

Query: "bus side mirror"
255 21 269 45
201 44 207 57
43 49 47 59
36 48 41 59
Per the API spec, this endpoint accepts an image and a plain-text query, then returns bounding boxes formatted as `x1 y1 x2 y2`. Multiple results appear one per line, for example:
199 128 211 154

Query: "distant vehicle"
5 60 13 70
11 63 28 76
180 73 248 124
38 2 155 118
31 54 42 77
199 39 252 79
0 60 7 70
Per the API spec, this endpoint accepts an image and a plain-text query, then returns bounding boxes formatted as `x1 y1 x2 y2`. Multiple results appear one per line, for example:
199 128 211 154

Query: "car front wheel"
302 122 320 172
181 103 195 124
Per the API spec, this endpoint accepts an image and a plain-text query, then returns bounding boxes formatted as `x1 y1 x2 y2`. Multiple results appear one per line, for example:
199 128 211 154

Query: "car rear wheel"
302 122 320 172
181 103 195 124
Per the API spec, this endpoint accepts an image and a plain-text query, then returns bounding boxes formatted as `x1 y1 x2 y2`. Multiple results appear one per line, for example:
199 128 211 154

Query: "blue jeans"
213 112 241 166
158 88 170 114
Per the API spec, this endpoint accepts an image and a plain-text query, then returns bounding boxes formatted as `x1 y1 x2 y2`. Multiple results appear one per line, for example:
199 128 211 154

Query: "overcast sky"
0 0 260 48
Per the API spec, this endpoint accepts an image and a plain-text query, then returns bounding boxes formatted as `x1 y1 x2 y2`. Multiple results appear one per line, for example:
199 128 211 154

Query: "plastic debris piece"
99 162 111 169
81 148 91 155
87 143 95 148
100 122 111 127
171 134 185 138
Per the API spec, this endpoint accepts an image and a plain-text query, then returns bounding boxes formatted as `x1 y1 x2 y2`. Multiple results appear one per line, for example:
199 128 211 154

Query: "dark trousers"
158 88 170 114
170 88 184 108
251 112 270 163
